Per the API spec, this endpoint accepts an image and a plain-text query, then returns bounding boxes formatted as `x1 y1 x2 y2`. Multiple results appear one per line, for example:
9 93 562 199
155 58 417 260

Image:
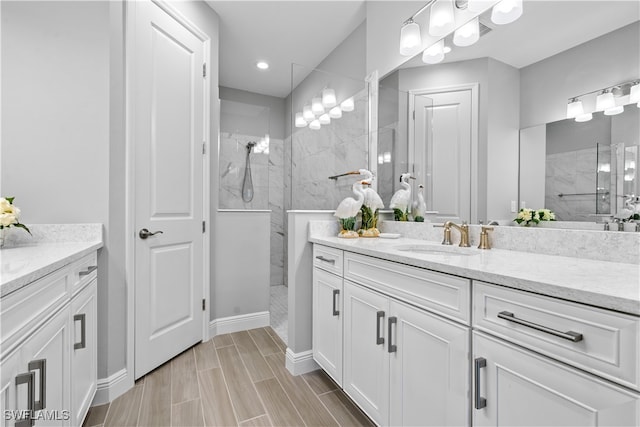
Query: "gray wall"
219 86 286 140
1 0 220 381
520 22 640 129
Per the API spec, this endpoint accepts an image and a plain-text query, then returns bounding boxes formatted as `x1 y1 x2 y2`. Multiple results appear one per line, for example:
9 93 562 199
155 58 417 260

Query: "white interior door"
414 90 472 223
133 0 206 378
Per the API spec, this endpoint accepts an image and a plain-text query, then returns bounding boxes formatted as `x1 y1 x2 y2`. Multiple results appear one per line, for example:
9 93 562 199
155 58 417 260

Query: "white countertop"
0 241 103 298
309 235 640 316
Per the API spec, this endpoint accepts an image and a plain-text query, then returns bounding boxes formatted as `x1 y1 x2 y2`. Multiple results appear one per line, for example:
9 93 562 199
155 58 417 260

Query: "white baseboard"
209 311 270 337
285 348 319 376
92 368 131 406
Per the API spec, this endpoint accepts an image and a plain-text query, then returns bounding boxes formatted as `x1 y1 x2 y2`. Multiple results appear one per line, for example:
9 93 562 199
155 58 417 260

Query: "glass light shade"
378 154 384 165
322 88 337 108
383 152 392 163
566 99 584 119
302 105 314 121
453 18 480 47
340 97 354 112
491 0 523 25
295 113 306 127
629 83 640 104
596 91 615 111
422 40 445 64
575 113 593 122
309 119 321 130
604 105 624 116
429 0 455 37
311 97 324 115
467 0 491 12
399 20 422 56
329 106 342 119
319 114 331 125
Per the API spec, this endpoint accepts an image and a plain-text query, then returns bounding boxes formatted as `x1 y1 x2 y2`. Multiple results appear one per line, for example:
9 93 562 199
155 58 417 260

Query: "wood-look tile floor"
83 327 374 427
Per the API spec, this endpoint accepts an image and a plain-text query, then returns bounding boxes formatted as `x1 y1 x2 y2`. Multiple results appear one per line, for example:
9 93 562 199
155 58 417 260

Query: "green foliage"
393 208 408 222
360 205 379 229
339 217 357 231
414 216 424 222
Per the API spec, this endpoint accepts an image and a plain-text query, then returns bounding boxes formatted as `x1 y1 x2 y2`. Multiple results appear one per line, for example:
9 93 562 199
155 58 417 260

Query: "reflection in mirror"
519 107 639 222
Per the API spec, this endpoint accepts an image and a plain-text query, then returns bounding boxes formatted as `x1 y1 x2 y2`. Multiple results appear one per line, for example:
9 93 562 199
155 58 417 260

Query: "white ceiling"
206 1 366 98
206 1 640 99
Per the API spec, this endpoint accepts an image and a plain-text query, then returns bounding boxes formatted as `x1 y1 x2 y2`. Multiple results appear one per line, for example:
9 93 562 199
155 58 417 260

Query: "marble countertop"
309 235 640 316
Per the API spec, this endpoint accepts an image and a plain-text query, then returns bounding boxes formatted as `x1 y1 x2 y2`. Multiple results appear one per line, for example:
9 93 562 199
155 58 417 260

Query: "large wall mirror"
375 1 639 228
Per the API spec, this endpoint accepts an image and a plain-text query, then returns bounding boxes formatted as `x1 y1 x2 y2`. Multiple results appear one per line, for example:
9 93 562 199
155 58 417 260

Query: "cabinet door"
343 281 390 426
312 268 343 385
1 349 28 427
473 332 640 427
70 279 97 426
20 307 70 426
389 300 470 426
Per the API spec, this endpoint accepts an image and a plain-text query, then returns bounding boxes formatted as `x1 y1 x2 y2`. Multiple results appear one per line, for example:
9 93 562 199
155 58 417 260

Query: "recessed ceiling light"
256 61 269 70
443 46 452 53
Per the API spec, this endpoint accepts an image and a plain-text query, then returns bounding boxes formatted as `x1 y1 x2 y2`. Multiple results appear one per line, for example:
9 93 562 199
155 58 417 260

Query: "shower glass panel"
596 143 613 216
219 99 270 209
289 65 369 210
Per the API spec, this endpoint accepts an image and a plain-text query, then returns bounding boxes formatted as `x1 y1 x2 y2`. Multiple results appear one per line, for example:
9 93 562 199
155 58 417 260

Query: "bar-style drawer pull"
388 317 397 353
79 265 98 276
74 313 87 350
498 311 583 342
474 357 487 409
15 371 35 427
315 256 336 264
376 311 385 345
332 289 340 316
28 359 46 411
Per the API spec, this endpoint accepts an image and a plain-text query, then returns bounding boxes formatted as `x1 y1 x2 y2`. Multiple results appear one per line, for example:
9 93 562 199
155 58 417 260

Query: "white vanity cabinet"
0 251 98 427
472 281 640 426
312 245 344 385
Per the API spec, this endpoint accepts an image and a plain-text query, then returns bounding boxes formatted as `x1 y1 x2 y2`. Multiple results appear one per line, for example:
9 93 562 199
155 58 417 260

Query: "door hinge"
202 299 206 311
203 63 207 78
412 110 416 120
202 221 206 233
202 142 206 155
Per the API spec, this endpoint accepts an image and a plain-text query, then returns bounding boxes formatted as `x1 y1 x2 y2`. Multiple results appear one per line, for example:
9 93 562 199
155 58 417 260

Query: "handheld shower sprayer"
242 142 257 202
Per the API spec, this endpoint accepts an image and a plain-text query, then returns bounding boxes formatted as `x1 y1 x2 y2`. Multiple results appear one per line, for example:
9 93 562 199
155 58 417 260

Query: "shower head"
247 141 257 152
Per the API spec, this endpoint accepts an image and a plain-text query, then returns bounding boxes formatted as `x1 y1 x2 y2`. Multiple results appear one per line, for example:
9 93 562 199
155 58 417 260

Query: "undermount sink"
394 244 480 256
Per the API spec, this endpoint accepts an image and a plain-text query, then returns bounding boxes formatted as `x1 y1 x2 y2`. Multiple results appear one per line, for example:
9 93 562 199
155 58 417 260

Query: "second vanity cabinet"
312 243 640 427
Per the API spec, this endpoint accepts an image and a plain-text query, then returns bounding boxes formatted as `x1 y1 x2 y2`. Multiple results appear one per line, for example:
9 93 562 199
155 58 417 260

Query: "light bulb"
429 0 455 37
295 113 307 128
491 0 523 25
604 105 624 116
311 97 324 115
596 91 615 111
340 98 354 112
322 88 337 108
303 105 314 121
309 119 321 130
575 113 593 122
422 40 445 64
378 154 384 165
566 99 584 119
399 19 422 56
319 114 331 125
453 17 479 47
329 106 342 119
383 152 392 163
629 83 640 104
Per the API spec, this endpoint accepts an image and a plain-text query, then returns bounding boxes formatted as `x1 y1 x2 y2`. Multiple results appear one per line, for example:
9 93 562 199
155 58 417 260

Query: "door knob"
139 228 163 239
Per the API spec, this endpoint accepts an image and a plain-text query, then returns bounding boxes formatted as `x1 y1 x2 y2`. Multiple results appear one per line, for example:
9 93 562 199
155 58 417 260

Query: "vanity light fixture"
399 19 423 56
295 112 307 128
302 105 315 122
566 98 584 119
422 40 445 64
311 97 324 115
329 106 342 119
319 113 331 125
575 113 593 123
443 45 452 53
309 119 321 130
340 97 355 112
322 88 337 108
595 90 615 111
491 0 523 25
604 105 624 116
629 81 640 104
429 0 456 37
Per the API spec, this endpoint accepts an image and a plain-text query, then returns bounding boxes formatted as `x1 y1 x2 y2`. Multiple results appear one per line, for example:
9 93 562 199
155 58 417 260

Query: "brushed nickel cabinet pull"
376 311 385 345
28 359 46 411
79 265 97 276
474 357 487 409
332 289 340 316
315 256 336 264
498 311 583 342
74 313 87 350
15 371 35 427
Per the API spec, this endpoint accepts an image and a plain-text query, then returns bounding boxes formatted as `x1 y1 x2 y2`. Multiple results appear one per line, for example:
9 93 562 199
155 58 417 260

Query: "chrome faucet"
440 221 470 247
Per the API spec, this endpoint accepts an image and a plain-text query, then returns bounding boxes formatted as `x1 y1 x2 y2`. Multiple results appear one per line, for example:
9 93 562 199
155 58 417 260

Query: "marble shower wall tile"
269 139 285 286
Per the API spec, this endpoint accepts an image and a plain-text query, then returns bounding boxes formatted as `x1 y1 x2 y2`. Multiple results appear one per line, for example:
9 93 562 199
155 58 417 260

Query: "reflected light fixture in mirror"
566 98 584 119
319 113 331 125
322 88 337 108
453 17 480 46
423 39 445 64
309 119 321 130
340 97 354 112
429 0 455 37
311 97 324 115
491 0 523 25
596 90 615 111
399 18 422 56
329 106 342 119
303 105 314 121
630 82 640 104
295 112 307 128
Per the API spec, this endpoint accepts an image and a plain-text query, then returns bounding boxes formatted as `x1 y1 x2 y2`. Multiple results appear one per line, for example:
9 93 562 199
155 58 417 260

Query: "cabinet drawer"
313 245 343 276
1 267 70 359
344 252 471 324
69 252 98 296
473 281 640 391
